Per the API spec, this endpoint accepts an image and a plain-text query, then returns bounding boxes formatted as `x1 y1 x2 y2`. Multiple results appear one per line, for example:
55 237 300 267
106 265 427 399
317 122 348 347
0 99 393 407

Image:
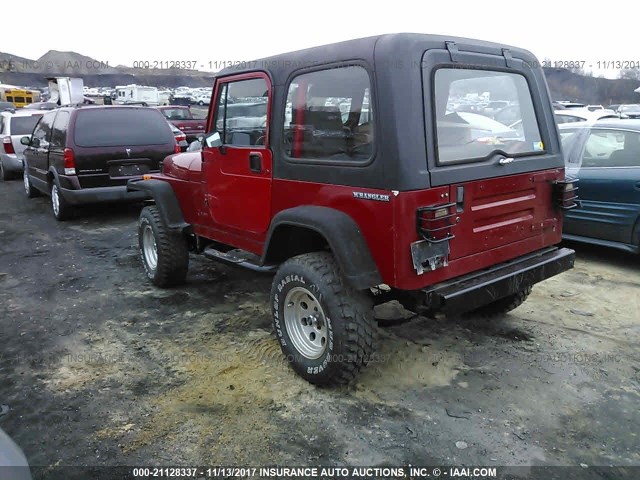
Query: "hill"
2 50 640 102
544 68 640 105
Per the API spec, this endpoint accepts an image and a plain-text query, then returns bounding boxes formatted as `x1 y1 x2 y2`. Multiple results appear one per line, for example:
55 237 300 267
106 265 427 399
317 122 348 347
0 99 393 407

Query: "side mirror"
204 131 222 148
20 136 31 146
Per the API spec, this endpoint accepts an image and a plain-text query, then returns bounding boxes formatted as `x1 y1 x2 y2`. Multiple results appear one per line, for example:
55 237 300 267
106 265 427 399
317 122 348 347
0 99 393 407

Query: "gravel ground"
0 177 638 479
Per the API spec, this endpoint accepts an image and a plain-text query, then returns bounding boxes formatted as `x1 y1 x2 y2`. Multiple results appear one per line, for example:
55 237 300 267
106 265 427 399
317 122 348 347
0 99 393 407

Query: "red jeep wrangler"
128 34 577 386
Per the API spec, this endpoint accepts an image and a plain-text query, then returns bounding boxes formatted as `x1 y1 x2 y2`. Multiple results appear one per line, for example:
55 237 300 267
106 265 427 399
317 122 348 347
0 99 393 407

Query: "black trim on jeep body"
127 179 190 231
263 206 382 290
211 33 562 192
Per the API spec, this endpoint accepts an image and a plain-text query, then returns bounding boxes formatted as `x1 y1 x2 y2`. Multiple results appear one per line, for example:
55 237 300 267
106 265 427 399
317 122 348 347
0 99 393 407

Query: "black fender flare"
263 206 382 290
127 179 190 232
47 166 59 184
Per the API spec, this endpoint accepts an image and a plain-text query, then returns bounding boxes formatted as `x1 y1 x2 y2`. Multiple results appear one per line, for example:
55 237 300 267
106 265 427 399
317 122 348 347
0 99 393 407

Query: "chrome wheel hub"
51 185 60 216
283 287 328 359
142 224 158 270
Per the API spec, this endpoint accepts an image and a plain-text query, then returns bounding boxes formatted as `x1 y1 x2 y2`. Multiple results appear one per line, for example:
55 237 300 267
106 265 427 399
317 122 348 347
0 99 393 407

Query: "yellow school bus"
0 85 39 108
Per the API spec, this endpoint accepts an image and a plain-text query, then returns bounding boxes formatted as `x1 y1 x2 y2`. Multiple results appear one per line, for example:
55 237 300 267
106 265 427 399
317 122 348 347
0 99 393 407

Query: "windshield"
433 68 543 164
226 103 268 118
559 127 589 179
10 115 43 135
160 108 193 120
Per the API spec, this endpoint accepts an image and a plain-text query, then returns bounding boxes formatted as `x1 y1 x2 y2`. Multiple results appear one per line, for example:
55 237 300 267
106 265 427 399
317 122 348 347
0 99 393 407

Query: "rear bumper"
421 247 575 314
59 185 148 205
0 153 23 173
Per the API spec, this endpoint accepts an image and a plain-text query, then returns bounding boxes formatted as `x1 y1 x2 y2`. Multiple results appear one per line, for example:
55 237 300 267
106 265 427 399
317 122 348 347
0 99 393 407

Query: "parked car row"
2 98 638 259
2 105 181 220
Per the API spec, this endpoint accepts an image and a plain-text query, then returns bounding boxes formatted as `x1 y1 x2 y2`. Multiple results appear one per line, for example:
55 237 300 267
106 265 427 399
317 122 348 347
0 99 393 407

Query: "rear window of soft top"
74 108 174 147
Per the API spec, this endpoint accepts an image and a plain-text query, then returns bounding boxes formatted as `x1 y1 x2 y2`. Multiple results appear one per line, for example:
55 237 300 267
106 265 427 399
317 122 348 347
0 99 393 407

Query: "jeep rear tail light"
416 203 457 243
2 137 15 155
63 148 76 175
553 179 579 210
412 203 457 274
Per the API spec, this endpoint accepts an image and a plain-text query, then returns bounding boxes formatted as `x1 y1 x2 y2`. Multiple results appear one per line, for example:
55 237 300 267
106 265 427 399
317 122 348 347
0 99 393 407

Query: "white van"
114 85 159 106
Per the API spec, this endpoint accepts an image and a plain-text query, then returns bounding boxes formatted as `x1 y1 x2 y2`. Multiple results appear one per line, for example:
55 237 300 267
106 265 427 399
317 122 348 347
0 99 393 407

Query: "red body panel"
156 158 564 291
202 146 273 235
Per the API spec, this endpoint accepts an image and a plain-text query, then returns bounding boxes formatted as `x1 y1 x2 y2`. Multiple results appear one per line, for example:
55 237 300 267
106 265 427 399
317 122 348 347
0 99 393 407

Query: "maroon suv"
22 105 179 220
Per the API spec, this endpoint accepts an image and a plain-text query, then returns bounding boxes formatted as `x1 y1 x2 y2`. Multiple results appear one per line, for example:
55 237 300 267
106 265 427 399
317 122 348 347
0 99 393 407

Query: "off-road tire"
271 252 376 386
473 285 533 317
23 168 39 198
51 182 73 221
138 205 189 287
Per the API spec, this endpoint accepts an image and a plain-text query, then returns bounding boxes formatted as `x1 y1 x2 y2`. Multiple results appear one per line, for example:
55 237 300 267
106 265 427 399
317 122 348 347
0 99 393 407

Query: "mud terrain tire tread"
473 285 533 317
139 205 189 287
271 252 376 386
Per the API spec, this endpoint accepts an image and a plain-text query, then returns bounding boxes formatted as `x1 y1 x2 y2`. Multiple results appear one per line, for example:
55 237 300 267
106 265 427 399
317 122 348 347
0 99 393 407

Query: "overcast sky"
4 0 639 78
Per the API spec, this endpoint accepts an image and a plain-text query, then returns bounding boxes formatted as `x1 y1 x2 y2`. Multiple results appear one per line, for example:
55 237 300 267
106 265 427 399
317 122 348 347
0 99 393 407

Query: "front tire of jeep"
138 205 189 287
472 285 533 317
271 252 376 386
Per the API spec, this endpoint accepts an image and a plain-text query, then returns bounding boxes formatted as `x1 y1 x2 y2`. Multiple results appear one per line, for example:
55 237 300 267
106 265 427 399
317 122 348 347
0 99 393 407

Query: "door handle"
249 152 262 173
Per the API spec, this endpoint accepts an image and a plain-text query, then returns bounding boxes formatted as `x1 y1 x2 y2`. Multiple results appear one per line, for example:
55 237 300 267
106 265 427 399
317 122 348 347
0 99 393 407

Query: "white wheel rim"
142 224 158 270
284 287 328 359
51 185 60 216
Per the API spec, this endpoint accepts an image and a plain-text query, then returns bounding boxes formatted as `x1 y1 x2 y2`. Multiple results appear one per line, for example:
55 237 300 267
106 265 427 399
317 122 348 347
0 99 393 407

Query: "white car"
195 94 211 106
554 108 617 124
0 109 48 180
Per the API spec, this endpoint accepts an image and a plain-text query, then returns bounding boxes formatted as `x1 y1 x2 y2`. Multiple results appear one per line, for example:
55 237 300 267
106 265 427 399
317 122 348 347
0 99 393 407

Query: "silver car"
0 110 48 180
0 428 32 480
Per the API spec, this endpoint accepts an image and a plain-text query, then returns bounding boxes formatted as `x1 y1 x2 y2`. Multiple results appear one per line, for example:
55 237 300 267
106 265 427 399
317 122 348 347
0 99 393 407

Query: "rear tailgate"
449 170 560 260
74 146 171 188
171 119 206 136
71 107 176 187
10 135 27 157
10 114 44 156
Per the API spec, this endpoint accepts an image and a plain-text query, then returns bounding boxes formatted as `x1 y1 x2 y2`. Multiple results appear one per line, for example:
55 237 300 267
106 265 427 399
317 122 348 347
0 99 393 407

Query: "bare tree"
618 68 640 80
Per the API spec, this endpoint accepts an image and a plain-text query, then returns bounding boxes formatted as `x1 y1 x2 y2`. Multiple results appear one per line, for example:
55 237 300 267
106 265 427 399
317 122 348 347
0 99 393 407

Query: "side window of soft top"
283 65 374 162
50 111 70 149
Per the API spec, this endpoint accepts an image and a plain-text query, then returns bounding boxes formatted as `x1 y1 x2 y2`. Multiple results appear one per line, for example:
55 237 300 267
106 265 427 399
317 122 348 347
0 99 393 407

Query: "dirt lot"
0 178 638 478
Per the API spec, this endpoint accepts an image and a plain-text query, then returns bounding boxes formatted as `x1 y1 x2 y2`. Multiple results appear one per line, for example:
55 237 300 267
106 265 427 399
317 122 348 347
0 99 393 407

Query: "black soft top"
216 33 538 83
214 33 556 191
